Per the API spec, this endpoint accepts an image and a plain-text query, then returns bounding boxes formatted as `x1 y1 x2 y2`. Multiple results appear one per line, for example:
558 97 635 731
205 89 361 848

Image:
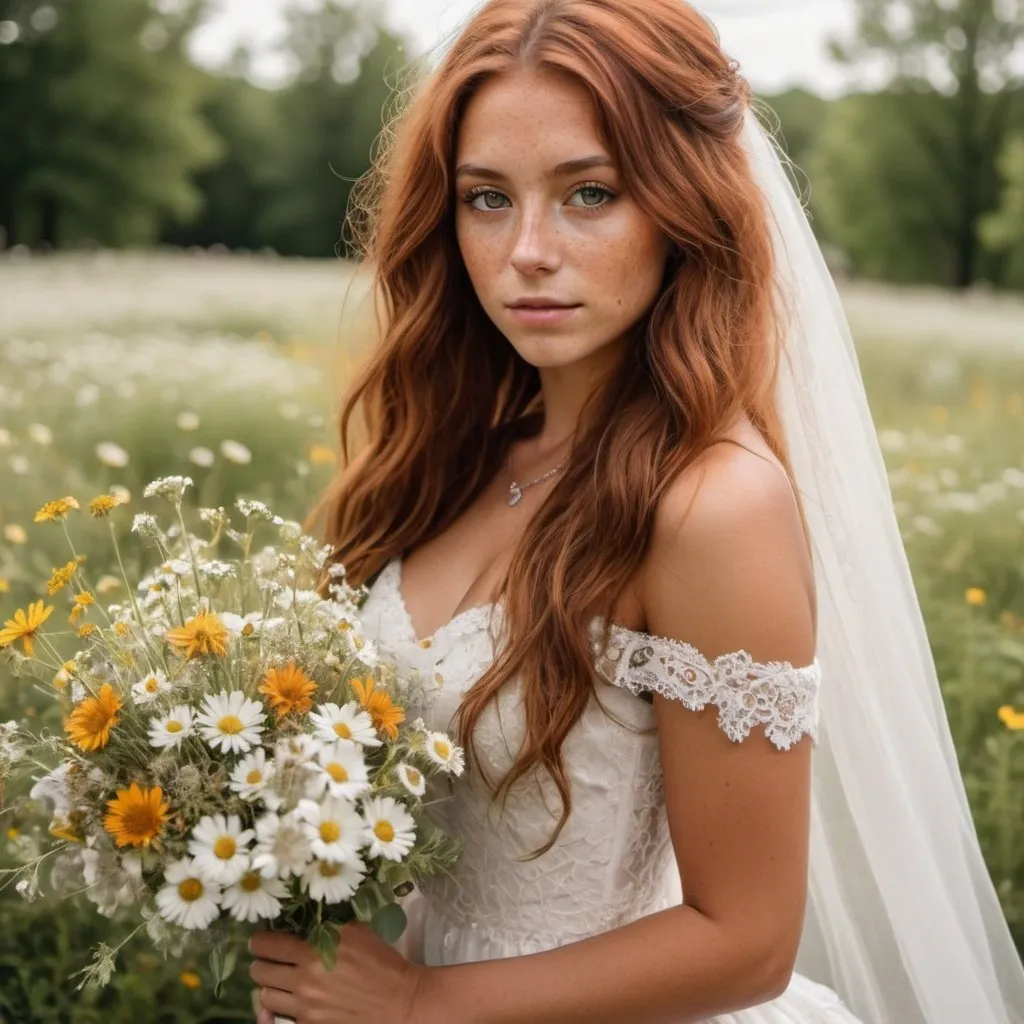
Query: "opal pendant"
508 483 523 507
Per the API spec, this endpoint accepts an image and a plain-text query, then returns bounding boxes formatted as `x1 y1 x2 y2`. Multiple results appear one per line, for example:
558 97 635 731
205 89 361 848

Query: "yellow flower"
114 622 131 637
47 560 78 595
3 524 27 545
66 682 122 752
68 592 95 625
103 782 169 848
965 588 987 607
351 676 405 741
77 622 96 638
49 816 84 844
0 578 9 593
0 600 54 657
165 611 229 659
259 661 317 718
89 494 125 518
307 443 337 467
998 705 1024 731
33 496 80 523
179 971 201 990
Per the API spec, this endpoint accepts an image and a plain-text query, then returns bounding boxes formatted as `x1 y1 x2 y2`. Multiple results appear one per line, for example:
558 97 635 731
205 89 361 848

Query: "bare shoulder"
639 425 817 667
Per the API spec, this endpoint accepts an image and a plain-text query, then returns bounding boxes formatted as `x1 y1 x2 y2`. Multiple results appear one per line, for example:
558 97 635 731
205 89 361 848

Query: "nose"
509 202 562 276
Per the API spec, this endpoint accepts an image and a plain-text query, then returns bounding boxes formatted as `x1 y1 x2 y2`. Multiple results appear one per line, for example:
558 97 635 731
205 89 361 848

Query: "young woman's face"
454 68 670 372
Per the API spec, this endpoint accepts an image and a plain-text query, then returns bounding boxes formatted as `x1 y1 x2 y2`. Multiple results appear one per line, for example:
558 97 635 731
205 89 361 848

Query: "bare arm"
423 446 817 1024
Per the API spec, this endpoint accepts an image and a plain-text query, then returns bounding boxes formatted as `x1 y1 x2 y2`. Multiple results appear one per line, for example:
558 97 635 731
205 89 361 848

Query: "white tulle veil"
742 109 1024 1022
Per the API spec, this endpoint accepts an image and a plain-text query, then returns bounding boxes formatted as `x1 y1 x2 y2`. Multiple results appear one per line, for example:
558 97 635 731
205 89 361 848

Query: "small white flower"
9 454 29 476
188 813 255 885
395 762 426 797
132 669 172 705
188 446 215 468
130 513 161 539
81 847 145 917
229 749 273 801
220 439 252 465
143 476 193 503
27 423 53 445
251 811 312 879
156 858 222 930
301 856 365 903
196 690 266 754
95 441 130 468
361 796 417 862
279 402 301 421
296 797 365 864
423 731 465 776
235 498 274 521
310 741 371 801
29 764 70 817
274 733 321 766
110 484 131 504
197 559 234 580
221 869 287 923
148 704 194 749
176 411 201 431
309 702 382 748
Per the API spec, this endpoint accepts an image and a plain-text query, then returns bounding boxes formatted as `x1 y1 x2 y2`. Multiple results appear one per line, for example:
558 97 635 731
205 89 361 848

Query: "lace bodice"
358 557 822 955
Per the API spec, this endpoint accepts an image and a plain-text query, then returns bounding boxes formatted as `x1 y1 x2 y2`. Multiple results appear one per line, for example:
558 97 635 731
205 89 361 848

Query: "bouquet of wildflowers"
0 477 462 994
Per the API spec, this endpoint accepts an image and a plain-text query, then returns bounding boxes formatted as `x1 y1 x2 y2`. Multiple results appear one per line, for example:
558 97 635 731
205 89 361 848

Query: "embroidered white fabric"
355 557 859 1023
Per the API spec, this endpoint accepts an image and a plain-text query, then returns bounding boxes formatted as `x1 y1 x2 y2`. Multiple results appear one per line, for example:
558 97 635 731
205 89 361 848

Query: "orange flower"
0 600 54 657
165 611 229 659
104 783 169 848
351 676 405 741
66 683 122 752
33 496 79 523
259 661 317 718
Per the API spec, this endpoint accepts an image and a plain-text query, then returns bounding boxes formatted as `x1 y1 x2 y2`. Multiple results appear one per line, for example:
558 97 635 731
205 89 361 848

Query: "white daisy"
251 811 312 879
148 704 194 749
156 858 222 930
301 856 366 903
309 701 382 748
195 690 265 754
395 762 427 797
423 731 465 776
310 741 371 801
221 869 287 923
132 669 172 705
296 797 365 864
229 749 273 801
274 733 322 766
188 813 255 885
361 796 417 862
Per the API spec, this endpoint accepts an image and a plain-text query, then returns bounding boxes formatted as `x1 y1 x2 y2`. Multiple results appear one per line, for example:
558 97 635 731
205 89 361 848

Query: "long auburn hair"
307 0 801 856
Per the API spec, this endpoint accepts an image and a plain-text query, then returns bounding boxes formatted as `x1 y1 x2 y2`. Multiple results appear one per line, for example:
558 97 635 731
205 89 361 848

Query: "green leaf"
369 903 407 946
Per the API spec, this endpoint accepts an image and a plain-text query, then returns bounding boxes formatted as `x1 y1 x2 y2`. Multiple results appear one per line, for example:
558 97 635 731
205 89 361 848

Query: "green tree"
827 0 1024 287
982 134 1024 286
0 0 220 247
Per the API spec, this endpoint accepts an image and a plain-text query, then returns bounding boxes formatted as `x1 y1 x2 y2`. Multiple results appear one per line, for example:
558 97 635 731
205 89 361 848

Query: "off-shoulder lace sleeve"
589 622 821 751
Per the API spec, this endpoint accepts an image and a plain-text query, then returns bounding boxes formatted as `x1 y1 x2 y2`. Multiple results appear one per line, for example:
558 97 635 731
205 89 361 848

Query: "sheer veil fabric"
744 109 1024 1022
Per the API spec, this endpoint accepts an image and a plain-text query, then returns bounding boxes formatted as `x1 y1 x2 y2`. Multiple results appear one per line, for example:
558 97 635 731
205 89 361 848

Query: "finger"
258 986 301 1020
250 959 299 992
250 931 308 964
257 1011 274 1024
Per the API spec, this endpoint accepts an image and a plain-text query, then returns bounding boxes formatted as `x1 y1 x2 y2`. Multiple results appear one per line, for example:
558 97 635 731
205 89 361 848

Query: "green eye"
570 185 612 208
468 190 510 211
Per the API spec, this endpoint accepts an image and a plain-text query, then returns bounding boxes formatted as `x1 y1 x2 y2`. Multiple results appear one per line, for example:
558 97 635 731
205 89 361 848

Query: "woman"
249 1 1024 1021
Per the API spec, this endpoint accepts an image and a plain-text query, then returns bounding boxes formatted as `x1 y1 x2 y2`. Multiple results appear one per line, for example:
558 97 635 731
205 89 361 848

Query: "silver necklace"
507 448 570 507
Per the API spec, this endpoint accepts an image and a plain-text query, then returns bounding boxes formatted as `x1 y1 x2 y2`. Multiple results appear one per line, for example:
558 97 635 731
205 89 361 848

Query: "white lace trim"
590 622 821 751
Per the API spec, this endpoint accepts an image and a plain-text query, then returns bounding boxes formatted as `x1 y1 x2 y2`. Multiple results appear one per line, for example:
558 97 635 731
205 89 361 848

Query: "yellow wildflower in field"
46 560 78 595
114 621 132 637
3 524 27 545
77 623 96 638
69 592 94 625
0 578 9 593
103 782 169 848
997 706 1024 731
965 588 987 607
66 683 122 752
33 496 80 523
351 676 405 741
307 443 337 466
89 493 125 518
165 610 229 659
259 661 317 718
0 600 54 656
179 971 201 990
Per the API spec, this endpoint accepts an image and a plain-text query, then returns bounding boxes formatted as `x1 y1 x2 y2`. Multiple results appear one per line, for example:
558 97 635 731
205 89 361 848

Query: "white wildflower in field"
27 423 53 445
221 870 287 923
229 749 274 801
148 705 194 749
132 669 172 705
156 859 222 930
310 741 371 801
251 811 312 879
196 691 266 754
143 476 193 502
309 702 381 748
296 797 365 864
95 442 130 468
188 813 255 886
220 439 252 465
361 796 416 862
188 446 215 468
423 731 465 776
176 411 201 431
300 856 365 902
396 763 426 797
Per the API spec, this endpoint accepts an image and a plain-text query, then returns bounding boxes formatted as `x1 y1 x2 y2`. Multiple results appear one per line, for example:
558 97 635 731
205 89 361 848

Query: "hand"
250 923 427 1024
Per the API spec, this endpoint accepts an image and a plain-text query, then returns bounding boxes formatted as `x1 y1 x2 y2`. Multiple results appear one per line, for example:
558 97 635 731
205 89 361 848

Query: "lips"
506 302 582 326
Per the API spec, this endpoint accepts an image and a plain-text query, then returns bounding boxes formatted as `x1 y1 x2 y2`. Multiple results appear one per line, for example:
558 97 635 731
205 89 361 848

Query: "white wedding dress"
359 556 865 1023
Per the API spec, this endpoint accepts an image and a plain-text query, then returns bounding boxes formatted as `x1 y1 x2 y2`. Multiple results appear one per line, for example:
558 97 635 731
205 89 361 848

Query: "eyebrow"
454 155 616 180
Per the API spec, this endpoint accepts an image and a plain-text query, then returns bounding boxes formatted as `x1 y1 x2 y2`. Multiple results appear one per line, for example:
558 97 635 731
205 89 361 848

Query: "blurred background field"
2 0 1024 1018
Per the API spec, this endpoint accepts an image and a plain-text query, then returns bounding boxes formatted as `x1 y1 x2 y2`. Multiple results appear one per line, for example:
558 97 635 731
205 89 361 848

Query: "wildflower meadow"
0 252 1022 1019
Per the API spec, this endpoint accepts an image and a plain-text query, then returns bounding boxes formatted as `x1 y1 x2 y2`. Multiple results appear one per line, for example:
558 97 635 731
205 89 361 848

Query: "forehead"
456 68 611 168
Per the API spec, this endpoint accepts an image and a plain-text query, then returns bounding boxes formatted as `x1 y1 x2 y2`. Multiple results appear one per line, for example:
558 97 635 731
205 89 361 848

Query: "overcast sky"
191 0 860 97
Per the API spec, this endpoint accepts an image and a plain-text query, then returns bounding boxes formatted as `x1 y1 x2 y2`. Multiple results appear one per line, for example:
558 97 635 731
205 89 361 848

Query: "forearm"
422 903 790 1024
